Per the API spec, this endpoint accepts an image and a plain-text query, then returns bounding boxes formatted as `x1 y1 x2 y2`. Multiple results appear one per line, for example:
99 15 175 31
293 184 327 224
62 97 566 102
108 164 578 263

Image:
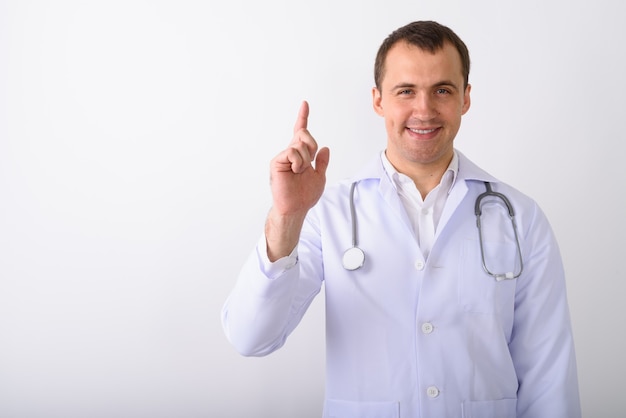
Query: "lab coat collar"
348 150 501 247
351 149 500 186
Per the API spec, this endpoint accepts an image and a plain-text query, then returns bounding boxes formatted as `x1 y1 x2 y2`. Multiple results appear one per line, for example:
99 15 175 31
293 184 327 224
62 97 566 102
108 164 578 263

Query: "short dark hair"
374 21 471 90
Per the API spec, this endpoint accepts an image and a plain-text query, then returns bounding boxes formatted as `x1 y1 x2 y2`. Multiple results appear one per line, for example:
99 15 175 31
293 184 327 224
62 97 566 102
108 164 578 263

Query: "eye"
399 89 413 95
436 88 450 95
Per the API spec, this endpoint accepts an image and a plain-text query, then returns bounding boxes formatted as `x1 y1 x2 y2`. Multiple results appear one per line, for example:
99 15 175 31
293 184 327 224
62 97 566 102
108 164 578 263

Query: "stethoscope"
342 181 524 281
475 182 524 280
341 182 366 271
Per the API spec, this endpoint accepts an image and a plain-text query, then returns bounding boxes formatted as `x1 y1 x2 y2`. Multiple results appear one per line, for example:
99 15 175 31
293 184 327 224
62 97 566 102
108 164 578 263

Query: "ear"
372 87 384 116
461 84 471 115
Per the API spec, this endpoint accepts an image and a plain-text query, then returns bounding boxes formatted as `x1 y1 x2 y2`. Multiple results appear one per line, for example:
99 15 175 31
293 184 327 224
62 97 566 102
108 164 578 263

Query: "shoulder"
320 154 386 201
457 151 536 205
457 151 546 228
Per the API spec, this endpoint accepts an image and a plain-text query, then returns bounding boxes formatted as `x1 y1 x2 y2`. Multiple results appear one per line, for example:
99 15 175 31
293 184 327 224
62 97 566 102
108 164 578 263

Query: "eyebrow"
391 80 461 91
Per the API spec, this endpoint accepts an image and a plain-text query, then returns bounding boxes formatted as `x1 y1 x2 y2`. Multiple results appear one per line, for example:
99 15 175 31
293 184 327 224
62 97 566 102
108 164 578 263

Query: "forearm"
512 210 581 417
221 247 301 356
224 206 324 357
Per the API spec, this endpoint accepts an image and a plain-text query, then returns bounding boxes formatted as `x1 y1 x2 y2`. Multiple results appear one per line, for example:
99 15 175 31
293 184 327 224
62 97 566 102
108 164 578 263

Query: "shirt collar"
380 150 459 195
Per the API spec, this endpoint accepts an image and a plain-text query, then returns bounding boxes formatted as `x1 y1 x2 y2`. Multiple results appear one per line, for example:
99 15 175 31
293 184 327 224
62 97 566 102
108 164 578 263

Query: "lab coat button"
427 386 440 398
414 260 425 271
421 322 434 334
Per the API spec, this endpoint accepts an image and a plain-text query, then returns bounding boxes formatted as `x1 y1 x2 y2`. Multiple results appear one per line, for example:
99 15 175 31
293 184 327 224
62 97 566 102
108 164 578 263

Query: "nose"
412 92 437 121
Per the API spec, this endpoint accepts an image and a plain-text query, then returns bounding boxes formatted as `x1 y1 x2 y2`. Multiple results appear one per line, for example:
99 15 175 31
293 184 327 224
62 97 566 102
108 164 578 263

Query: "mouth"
408 128 438 135
407 127 441 139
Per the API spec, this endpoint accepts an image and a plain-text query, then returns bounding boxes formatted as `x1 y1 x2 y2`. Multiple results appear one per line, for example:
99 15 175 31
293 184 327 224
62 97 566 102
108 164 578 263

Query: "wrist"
264 208 306 262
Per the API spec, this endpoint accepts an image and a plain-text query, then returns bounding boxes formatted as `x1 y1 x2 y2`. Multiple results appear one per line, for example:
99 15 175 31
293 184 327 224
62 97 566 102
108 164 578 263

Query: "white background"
1 0 624 417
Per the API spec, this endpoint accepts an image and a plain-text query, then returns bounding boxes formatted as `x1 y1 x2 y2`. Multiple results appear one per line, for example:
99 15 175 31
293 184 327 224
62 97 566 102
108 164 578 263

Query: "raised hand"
265 101 330 260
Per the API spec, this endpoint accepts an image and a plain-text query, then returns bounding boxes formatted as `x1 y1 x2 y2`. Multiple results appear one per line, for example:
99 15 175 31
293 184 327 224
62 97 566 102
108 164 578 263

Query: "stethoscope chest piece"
342 246 365 271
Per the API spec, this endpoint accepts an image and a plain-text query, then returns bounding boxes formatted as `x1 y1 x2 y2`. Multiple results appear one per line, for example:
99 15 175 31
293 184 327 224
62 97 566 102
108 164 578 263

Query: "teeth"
410 128 436 134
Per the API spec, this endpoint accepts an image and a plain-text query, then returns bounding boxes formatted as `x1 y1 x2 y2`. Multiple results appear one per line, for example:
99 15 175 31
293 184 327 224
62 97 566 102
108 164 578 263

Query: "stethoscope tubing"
342 180 524 280
342 182 366 271
474 182 524 280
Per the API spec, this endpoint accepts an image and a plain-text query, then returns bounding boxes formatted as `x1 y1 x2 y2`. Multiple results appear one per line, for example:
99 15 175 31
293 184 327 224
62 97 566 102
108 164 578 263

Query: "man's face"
372 41 471 174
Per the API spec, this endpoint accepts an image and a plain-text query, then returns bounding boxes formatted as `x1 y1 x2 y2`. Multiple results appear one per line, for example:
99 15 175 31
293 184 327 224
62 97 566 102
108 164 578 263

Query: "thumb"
314 147 330 176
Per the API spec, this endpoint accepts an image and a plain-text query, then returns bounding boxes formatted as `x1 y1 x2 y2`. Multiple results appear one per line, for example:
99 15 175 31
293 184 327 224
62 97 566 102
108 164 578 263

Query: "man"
222 21 580 417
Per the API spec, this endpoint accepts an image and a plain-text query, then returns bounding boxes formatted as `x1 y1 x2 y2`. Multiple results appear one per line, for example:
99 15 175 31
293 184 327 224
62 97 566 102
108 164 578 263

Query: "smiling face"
372 40 471 178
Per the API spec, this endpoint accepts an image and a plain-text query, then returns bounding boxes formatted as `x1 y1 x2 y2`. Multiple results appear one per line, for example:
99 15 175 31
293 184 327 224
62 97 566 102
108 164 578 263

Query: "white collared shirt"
381 151 458 259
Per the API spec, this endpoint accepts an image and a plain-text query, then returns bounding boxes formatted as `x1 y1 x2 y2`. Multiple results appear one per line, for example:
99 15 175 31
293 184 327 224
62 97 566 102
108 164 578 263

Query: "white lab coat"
222 151 581 418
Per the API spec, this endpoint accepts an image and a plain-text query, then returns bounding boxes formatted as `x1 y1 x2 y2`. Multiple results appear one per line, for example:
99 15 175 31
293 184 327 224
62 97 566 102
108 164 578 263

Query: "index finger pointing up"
293 100 309 134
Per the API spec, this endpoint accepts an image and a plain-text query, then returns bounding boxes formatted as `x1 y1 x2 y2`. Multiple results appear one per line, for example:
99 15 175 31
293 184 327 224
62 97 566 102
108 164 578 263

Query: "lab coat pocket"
323 399 400 418
459 239 517 314
461 398 517 418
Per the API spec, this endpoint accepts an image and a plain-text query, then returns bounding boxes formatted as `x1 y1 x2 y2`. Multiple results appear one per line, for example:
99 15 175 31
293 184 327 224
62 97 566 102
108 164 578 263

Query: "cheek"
384 105 409 127
384 114 403 133
441 104 464 123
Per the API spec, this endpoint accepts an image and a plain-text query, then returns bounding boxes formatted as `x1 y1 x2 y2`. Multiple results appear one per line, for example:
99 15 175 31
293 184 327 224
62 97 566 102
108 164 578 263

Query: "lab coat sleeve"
221 230 324 357
509 202 581 418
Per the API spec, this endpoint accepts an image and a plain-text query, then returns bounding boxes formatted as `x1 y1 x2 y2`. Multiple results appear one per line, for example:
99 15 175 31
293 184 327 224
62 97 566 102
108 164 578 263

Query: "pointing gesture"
266 101 330 260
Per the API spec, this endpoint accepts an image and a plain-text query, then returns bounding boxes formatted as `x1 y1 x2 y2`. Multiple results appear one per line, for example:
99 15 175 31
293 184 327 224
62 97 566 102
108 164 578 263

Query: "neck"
386 152 453 199
410 167 447 200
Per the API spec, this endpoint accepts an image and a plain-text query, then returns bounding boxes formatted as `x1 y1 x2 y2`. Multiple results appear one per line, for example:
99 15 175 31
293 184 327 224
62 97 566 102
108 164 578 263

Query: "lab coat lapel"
437 179 468 239
378 171 417 240
435 151 498 241
352 153 417 240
